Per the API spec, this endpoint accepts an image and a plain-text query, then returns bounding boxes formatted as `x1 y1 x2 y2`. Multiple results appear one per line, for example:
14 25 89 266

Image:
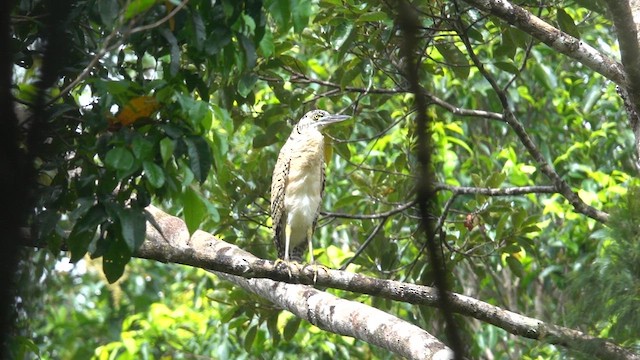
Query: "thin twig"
130 0 190 34
340 216 389 270
322 200 416 220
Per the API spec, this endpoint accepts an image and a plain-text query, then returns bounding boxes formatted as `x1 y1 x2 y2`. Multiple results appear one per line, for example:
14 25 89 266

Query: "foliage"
9 0 639 358
568 184 640 349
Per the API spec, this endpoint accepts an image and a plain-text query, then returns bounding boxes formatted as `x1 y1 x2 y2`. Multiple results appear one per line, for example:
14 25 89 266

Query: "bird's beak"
317 114 350 127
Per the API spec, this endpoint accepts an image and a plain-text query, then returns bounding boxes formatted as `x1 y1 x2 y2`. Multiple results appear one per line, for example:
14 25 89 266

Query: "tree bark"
136 206 639 360
603 0 640 168
141 206 455 360
461 0 625 85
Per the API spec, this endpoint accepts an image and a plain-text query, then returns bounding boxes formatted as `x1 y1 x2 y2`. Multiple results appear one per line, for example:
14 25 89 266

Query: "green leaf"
435 42 469 79
132 136 155 160
244 326 257 352
486 172 506 188
269 0 290 30
505 27 529 50
35 209 60 240
143 161 166 188
506 255 524 278
124 0 156 20
334 195 361 210
184 136 213 183
556 8 580 39
191 11 206 51
237 72 258 98
356 11 387 22
203 199 221 223
266 313 281 345
532 63 556 91
239 34 257 71
283 317 301 341
105 148 135 171
117 208 147 252
160 138 175 165
159 28 180 76
495 213 509 241
495 61 520 75
103 235 131 283
68 205 107 262
99 0 119 25
512 208 527 229
574 0 607 14
502 244 521 253
259 30 275 57
183 187 207 233
291 0 311 33
252 132 277 148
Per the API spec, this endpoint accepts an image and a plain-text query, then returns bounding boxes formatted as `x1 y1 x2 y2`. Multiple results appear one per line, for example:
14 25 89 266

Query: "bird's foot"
274 259 302 280
303 263 330 284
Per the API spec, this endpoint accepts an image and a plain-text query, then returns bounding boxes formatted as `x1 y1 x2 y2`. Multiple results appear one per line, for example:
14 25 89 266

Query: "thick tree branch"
461 0 626 85
137 206 639 360
141 206 453 360
603 0 640 167
215 272 453 360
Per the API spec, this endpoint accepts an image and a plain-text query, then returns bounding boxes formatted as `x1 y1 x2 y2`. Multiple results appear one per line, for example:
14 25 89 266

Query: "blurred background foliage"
9 0 640 358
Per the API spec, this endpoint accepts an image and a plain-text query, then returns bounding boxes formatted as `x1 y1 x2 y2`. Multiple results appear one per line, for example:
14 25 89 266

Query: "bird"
270 109 350 270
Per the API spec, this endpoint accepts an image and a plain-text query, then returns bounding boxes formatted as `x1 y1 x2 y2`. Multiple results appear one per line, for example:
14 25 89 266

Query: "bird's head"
295 110 350 133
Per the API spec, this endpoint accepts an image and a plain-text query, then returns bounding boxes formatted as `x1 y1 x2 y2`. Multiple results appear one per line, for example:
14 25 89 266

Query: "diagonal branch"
461 0 626 86
137 206 639 360
455 19 610 223
603 0 640 167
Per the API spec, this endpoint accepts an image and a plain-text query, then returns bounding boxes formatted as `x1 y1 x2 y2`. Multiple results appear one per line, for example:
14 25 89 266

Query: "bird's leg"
305 227 326 283
307 227 314 265
280 225 295 279
274 225 295 279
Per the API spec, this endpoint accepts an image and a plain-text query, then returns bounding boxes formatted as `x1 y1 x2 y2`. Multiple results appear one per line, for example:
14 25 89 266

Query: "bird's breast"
285 133 324 204
282 131 325 246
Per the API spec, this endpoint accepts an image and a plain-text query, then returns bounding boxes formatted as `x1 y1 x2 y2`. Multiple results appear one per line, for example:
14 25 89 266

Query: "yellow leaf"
112 96 160 126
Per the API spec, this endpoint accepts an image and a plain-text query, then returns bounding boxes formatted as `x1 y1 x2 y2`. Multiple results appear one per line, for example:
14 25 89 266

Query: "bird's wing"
271 147 290 259
312 160 326 232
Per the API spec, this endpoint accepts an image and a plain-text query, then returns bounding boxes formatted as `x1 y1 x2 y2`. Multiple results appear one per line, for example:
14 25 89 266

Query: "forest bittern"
270 110 349 267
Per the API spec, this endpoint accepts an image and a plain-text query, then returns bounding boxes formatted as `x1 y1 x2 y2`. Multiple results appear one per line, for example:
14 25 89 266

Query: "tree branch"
461 0 626 85
129 0 189 34
456 18 610 223
603 0 640 168
136 206 639 360
434 183 557 196
141 206 454 360
271 70 504 120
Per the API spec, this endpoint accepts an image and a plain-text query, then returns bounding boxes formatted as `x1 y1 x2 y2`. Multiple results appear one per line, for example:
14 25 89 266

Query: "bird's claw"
275 259 302 280
303 263 329 284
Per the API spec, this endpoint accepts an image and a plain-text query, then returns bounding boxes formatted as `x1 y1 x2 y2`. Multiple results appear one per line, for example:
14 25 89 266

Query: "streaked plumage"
270 110 349 263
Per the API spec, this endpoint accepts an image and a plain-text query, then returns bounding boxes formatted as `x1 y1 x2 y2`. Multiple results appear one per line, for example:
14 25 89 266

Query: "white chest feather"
283 130 325 247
